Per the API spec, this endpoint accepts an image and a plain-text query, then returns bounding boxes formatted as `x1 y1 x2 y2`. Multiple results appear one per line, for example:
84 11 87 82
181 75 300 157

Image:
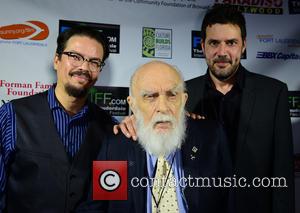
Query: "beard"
65 70 93 98
64 83 89 98
135 106 186 157
208 55 240 81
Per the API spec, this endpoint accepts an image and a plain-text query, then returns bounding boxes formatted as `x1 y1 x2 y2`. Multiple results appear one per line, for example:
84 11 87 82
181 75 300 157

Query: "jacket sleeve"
272 83 294 213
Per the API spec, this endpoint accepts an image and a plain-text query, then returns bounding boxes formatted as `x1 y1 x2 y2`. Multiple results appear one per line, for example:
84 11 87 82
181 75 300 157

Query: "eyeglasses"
61 51 105 72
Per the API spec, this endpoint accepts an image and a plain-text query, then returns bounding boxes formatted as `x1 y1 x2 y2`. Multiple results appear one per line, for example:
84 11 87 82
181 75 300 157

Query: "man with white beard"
133 91 186 158
77 60 232 213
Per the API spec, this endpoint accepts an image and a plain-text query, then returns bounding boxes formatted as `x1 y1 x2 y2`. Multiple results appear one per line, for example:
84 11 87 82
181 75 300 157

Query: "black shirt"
202 66 245 161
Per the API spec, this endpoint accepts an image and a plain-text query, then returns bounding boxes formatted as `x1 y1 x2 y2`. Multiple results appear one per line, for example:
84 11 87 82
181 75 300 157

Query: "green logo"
142 27 155 57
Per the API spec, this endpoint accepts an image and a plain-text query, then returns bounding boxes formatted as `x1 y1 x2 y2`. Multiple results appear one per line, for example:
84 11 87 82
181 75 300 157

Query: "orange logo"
0 21 49 40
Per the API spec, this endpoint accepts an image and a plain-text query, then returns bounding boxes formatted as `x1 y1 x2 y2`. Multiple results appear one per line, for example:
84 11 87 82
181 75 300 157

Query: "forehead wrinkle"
139 84 183 97
140 89 155 97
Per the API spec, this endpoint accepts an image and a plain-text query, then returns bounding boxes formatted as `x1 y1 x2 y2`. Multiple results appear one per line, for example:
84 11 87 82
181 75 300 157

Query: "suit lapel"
180 131 202 208
235 72 256 165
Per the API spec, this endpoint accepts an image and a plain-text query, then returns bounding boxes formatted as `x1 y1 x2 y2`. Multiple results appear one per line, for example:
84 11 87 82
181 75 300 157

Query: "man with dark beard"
0 27 114 212
185 5 294 213
77 60 231 213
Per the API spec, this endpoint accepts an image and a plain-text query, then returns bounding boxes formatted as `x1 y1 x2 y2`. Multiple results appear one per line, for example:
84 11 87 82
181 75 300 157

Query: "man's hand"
113 115 138 141
185 111 205 119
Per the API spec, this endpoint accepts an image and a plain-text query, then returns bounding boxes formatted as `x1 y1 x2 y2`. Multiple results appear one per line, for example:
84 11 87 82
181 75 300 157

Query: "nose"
79 59 91 71
216 43 227 56
156 95 169 114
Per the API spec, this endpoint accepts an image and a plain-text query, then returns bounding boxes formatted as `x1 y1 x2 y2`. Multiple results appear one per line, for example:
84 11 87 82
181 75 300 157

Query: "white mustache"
151 114 175 126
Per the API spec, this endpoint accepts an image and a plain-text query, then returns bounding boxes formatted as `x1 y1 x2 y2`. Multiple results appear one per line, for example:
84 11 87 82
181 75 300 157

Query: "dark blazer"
77 118 232 213
185 65 294 213
5 91 114 213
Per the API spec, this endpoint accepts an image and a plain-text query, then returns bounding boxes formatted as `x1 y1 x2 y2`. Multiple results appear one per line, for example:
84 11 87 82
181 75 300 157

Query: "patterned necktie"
152 156 179 213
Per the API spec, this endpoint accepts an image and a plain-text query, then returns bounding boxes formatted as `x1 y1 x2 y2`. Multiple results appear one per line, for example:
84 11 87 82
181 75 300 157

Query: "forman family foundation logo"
0 21 49 40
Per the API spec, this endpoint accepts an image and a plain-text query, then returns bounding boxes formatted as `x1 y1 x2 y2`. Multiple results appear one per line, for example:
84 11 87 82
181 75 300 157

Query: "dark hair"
56 26 109 61
201 4 246 43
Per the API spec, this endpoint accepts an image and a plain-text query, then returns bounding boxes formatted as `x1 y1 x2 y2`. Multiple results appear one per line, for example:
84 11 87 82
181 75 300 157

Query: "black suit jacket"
186 65 294 213
77 118 232 213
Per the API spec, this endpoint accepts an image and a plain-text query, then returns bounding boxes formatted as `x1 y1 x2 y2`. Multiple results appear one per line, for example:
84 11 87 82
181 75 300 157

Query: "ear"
53 54 60 71
127 96 136 114
242 39 247 54
182 92 188 106
201 40 206 55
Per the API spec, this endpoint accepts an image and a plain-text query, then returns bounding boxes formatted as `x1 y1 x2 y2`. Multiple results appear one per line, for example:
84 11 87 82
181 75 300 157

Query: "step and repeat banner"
0 0 299 207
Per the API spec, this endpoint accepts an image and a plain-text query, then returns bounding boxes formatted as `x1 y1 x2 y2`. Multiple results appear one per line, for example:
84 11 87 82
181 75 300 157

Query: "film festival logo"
142 27 172 59
191 31 204 58
288 91 300 117
88 86 129 117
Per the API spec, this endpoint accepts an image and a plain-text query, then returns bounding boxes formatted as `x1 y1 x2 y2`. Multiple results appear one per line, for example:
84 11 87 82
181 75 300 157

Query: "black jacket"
186 65 294 213
77 118 232 213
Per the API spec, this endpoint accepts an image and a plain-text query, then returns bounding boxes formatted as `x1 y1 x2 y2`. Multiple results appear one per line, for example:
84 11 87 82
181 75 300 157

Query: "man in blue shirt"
0 27 114 212
77 61 231 213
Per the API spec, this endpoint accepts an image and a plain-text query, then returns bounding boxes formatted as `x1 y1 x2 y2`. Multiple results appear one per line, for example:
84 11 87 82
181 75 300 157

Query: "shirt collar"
147 150 178 177
48 85 60 110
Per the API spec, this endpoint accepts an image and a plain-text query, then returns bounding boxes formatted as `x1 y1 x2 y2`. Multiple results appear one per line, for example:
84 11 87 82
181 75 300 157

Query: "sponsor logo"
0 79 52 98
214 1 283 15
59 20 120 54
142 27 172 58
256 51 300 60
0 21 49 47
256 35 300 47
88 86 129 117
289 91 300 117
93 161 127 200
191 31 204 58
0 21 49 40
289 0 300 14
